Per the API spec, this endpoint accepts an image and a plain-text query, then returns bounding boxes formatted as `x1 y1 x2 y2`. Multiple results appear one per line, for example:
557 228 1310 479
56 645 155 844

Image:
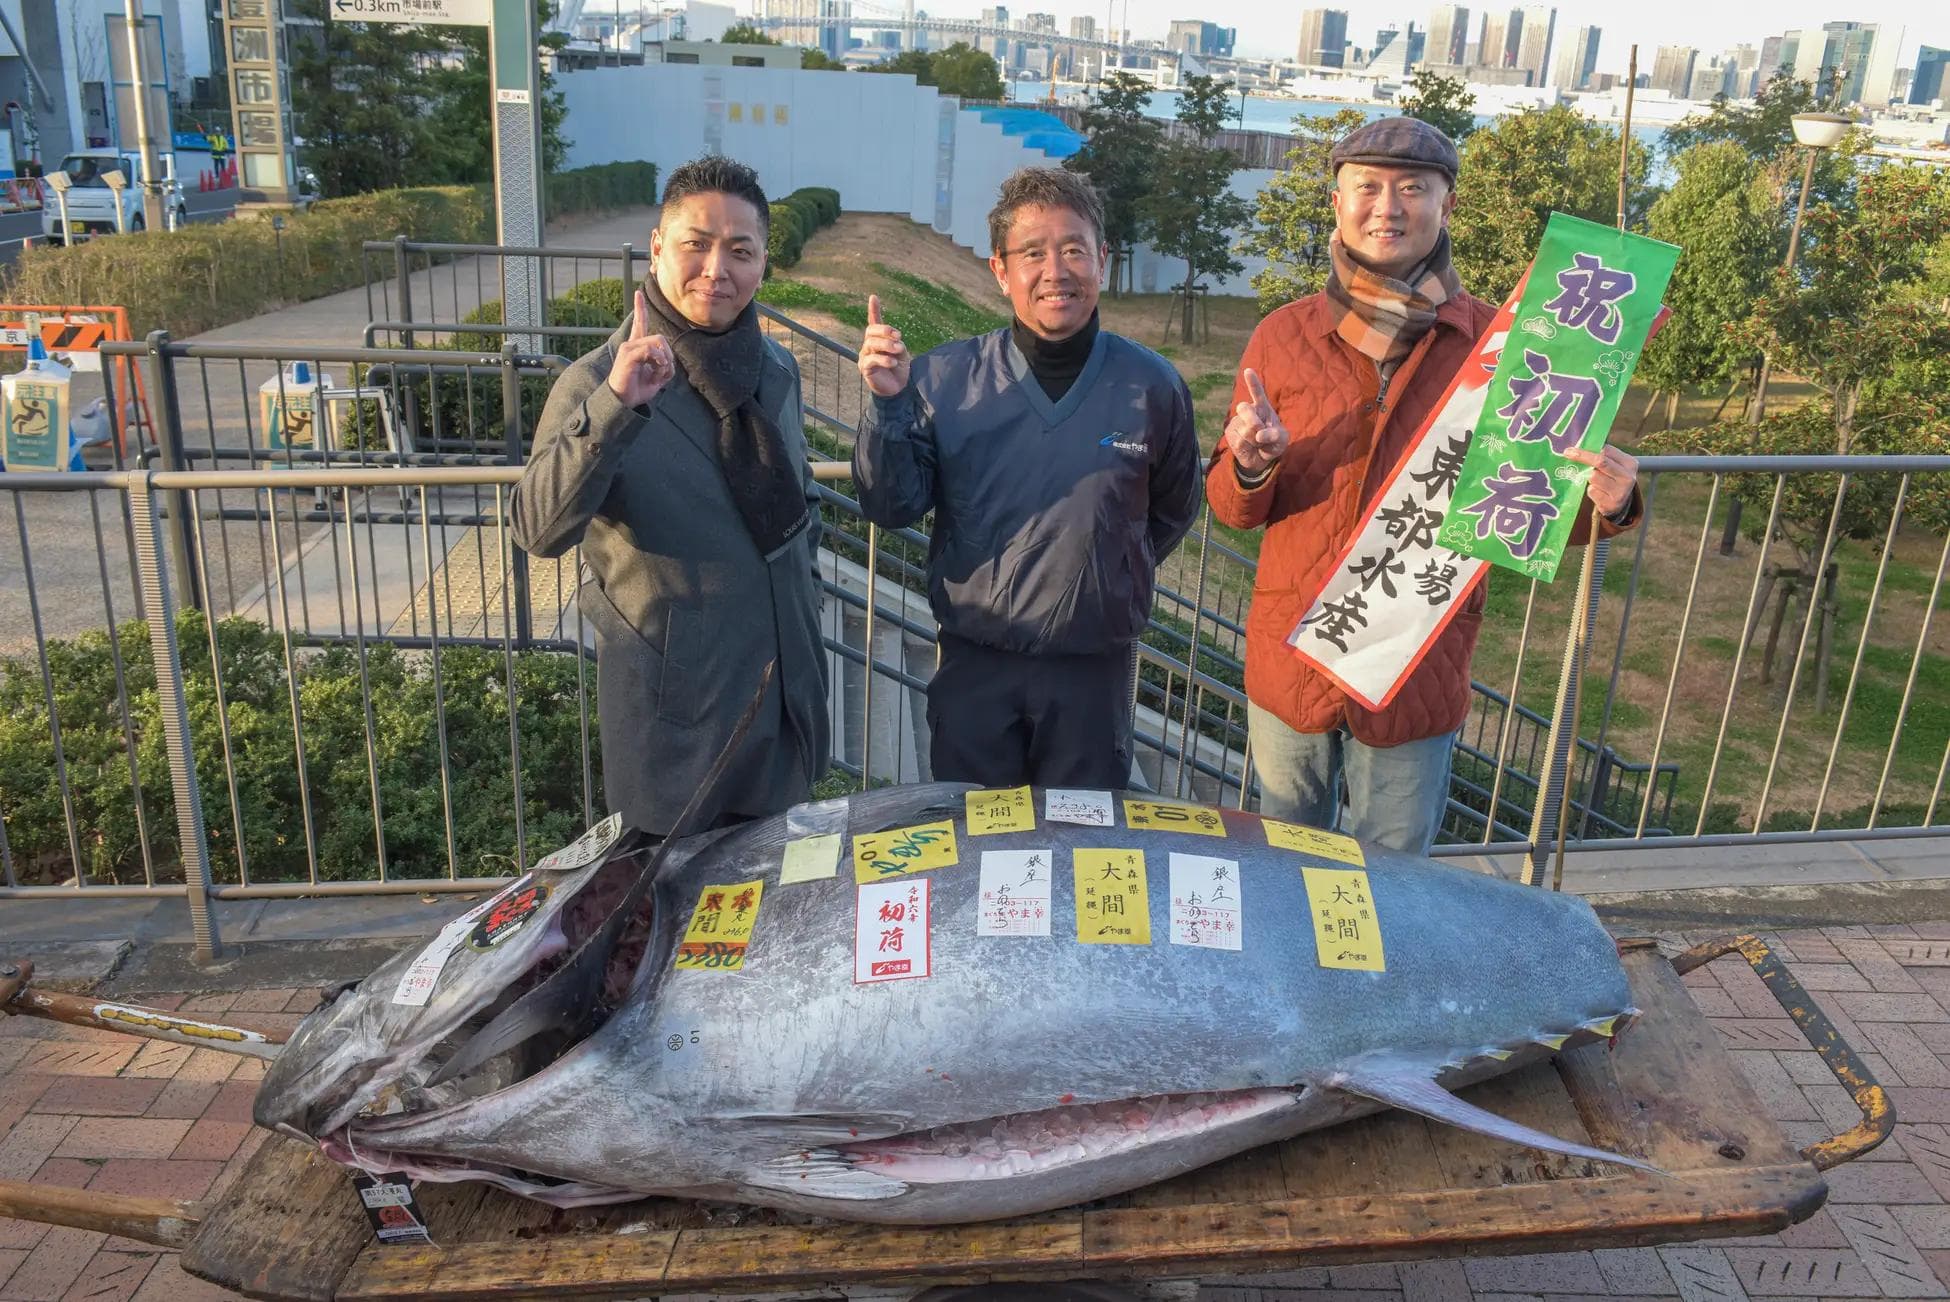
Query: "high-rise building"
1912 46 1949 106
1426 4 1468 66
1649 44 1697 96
1757 34 1785 88
1067 14 1095 40
1366 23 1420 77
766 0 850 60
1167 19 1234 56
1513 5 1553 87
1298 8 1348 67
1728 43 1759 98
1551 24 1598 91
1687 59 1732 101
1476 6 1517 68
1789 28 1826 86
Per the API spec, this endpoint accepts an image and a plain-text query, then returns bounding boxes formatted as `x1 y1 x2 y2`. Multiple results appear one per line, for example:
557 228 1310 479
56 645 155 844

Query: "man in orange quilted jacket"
1206 117 1643 854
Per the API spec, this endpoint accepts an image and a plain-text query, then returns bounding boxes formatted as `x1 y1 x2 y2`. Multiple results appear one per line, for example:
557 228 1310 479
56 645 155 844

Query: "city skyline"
833 0 1945 81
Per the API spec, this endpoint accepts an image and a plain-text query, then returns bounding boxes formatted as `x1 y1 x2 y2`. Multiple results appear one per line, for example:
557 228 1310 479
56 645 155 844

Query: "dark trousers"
926 634 1134 788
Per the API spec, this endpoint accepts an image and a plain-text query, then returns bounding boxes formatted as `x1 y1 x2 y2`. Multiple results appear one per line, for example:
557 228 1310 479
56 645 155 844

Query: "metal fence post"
503 344 533 648
394 235 415 342
127 474 223 963
1524 538 1610 887
142 331 202 611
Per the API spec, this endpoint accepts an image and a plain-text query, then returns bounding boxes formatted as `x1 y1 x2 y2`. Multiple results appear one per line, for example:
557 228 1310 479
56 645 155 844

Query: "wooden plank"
1078 1163 1825 1276
182 1135 373 1302
1559 942 1801 1171
0 1176 198 1248
1275 1107 1439 1200
336 1164 1823 1297
1422 1066 1604 1189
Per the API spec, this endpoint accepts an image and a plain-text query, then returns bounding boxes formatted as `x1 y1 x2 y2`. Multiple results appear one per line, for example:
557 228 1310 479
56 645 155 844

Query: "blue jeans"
1247 701 1456 856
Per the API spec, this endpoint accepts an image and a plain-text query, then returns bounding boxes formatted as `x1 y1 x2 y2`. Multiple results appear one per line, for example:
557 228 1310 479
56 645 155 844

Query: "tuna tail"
1327 1064 1665 1176
424 662 776 1089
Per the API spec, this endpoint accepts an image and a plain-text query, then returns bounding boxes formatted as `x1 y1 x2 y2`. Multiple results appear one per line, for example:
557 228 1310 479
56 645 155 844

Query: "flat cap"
1330 116 1459 183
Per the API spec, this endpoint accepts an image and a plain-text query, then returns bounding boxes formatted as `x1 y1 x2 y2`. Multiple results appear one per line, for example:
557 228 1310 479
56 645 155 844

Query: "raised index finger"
1243 368 1271 416
867 294 883 328
632 290 649 340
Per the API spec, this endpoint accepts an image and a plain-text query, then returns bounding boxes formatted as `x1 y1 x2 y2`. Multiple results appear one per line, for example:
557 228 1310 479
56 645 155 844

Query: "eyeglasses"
1003 244 1098 268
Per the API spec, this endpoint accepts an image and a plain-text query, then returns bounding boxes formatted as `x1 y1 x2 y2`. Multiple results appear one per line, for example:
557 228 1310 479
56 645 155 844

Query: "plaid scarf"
1325 229 1462 365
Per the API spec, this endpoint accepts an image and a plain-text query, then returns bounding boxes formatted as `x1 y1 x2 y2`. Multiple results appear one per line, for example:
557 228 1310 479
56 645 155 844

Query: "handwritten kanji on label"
977 850 1053 937
855 877 931 983
1168 853 1242 951
1046 789 1115 827
675 879 765 971
1262 820 1365 866
1074 849 1151 944
852 821 958 883
1302 867 1386 972
966 786 1035 836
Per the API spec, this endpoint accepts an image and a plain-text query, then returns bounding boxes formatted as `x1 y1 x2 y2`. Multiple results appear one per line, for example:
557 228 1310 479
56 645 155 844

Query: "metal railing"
2 239 1945 962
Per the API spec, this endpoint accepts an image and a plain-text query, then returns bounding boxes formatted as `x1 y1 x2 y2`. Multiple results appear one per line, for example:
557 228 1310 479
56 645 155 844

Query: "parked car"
40 150 187 243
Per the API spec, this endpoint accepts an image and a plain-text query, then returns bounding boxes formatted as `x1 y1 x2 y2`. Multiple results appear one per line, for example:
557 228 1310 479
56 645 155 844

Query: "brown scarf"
1324 229 1462 365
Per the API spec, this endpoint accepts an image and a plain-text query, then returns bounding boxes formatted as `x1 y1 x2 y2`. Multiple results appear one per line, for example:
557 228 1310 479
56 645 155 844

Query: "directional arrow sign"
329 0 490 25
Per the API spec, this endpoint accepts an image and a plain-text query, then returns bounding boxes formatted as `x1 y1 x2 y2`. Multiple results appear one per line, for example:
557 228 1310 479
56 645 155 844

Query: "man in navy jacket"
852 167 1202 788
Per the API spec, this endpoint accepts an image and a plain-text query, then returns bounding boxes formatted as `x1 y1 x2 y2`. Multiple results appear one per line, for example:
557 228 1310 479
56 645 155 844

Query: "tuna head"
253 816 688 1201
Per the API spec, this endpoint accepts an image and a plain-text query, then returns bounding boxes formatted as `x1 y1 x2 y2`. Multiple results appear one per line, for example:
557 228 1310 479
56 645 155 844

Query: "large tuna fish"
256 782 1649 1224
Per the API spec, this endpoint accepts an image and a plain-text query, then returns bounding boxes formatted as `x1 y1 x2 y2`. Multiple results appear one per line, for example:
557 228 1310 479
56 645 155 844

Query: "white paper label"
391 879 525 1006
855 878 930 983
358 1182 413 1209
1169 853 1242 951
977 849 1053 937
534 812 622 873
1045 789 1114 827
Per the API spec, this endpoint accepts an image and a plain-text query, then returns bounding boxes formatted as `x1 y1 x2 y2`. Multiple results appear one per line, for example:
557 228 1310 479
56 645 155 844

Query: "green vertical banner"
1438 213 1679 581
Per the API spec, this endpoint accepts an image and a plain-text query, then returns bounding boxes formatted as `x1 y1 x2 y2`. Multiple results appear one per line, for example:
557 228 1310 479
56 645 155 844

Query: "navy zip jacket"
852 326 1203 657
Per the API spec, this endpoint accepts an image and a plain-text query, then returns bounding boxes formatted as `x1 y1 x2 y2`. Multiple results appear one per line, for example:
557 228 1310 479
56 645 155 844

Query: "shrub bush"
0 615 596 884
0 161 658 339
765 187 841 270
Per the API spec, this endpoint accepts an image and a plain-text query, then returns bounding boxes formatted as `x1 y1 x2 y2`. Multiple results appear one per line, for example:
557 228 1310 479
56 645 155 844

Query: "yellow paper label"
1263 819 1365 865
675 879 764 970
852 821 958 883
1074 849 1151 944
1122 800 1226 837
779 834 841 885
1302 867 1384 972
965 786 1035 836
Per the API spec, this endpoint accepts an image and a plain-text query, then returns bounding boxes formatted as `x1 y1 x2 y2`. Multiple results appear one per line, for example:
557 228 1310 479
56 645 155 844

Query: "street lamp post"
1721 109 1853 555
44 170 73 246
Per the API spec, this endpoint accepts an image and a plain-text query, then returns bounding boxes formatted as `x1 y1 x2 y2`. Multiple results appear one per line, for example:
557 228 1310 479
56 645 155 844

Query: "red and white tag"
855 877 931 983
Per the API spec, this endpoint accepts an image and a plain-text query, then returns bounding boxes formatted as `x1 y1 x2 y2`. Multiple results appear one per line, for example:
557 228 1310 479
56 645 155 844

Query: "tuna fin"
747 1149 910 1201
1327 1065 1665 1176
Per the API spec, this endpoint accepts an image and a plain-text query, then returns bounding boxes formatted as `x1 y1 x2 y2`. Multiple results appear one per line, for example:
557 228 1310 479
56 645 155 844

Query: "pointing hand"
608 289 676 406
1224 368 1290 475
857 294 912 399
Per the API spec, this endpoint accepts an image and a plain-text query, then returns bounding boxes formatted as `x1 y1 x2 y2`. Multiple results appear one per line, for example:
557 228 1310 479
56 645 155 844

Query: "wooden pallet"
172 941 1835 1300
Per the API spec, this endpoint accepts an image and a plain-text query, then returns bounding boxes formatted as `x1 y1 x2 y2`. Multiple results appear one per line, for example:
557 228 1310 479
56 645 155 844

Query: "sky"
847 0 1947 82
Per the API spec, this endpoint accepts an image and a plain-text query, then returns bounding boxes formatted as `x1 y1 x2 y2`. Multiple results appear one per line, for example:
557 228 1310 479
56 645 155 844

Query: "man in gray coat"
513 157 828 837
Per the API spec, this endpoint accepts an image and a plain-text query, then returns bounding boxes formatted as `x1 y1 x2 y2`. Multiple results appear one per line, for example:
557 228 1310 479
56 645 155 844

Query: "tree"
1635 142 1782 419
1064 71 1162 296
718 22 777 44
287 0 442 196
1236 107 1368 312
1663 70 1819 160
1140 75 1250 340
801 47 846 70
1733 165 1950 455
420 0 572 183
1397 70 1476 143
857 44 1003 100
925 42 1006 100
1448 105 1650 304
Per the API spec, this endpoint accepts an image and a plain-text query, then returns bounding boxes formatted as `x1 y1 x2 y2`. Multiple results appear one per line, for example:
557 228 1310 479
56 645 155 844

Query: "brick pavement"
4 925 1950 1300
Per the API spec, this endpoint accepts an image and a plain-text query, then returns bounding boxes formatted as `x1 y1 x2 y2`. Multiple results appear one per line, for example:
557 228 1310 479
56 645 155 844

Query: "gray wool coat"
511 320 830 837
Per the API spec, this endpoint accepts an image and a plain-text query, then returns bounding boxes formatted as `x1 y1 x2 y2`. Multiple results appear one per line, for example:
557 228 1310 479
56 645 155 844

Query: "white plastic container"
259 361 328 455
2 337 77 472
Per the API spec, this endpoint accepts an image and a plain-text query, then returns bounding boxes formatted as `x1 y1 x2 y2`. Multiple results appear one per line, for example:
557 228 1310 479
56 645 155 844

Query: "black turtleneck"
1012 311 1100 402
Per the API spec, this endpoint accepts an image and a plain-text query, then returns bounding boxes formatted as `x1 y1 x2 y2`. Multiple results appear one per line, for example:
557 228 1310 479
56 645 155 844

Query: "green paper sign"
1438 213 1679 580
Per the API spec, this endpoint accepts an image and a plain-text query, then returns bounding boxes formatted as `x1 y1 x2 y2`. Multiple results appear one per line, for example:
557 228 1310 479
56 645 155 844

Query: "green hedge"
766 186 842 270
0 615 594 884
544 161 659 222
0 161 658 339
